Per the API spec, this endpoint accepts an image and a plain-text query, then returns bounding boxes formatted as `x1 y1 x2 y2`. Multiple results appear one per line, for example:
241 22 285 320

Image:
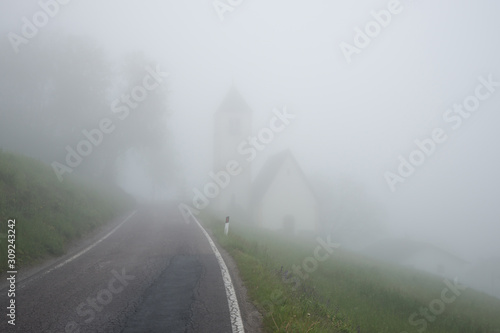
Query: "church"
212 86 320 235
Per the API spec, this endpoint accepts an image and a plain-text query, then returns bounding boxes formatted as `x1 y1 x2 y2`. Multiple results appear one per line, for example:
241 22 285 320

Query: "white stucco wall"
256 157 319 233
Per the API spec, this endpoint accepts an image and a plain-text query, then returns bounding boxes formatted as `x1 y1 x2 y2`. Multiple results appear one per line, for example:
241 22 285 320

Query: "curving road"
1 204 261 333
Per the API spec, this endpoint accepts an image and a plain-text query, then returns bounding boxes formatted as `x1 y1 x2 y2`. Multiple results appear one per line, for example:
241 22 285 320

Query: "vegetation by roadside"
200 212 500 333
0 150 134 272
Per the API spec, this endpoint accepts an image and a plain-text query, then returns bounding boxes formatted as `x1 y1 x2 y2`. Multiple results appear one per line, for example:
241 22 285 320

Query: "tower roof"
216 84 252 114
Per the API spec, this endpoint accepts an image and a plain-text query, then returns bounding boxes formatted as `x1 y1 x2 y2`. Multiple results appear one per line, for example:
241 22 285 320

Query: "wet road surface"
0 204 251 332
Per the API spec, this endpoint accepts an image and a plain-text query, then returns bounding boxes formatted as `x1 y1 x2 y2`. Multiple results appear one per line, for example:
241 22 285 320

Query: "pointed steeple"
216 84 252 114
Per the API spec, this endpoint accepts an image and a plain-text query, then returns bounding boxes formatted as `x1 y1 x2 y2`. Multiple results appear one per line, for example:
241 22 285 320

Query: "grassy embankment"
200 213 500 333
0 150 134 272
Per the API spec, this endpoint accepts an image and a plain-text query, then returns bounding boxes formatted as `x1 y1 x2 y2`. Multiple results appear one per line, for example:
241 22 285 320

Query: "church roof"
216 84 252 114
250 150 319 208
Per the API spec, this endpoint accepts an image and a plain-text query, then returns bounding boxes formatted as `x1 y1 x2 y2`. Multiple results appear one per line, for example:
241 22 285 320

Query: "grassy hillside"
0 150 134 272
200 213 500 333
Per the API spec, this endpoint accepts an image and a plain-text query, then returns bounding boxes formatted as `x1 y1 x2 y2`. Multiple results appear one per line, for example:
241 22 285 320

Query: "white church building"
212 86 320 235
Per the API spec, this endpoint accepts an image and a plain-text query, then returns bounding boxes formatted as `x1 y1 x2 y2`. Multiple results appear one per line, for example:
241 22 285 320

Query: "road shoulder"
207 228 264 333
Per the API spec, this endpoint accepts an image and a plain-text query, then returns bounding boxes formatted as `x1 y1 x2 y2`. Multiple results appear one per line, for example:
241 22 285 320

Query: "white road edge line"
188 210 245 333
42 210 138 276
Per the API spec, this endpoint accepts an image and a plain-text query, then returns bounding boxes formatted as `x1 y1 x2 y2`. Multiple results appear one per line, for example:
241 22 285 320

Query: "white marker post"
224 216 230 236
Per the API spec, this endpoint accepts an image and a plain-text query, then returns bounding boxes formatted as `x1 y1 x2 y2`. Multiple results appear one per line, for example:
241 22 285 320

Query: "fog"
1 0 499 297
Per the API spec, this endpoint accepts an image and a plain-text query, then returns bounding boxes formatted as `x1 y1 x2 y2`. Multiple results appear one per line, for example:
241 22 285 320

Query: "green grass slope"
0 150 134 272
201 213 500 333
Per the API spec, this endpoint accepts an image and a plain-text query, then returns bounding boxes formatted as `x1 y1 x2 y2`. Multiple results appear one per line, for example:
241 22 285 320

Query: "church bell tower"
213 85 252 215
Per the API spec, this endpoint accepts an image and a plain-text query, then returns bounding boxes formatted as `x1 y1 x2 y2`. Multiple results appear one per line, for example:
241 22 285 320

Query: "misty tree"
0 34 58 159
103 52 179 195
0 34 110 163
0 33 178 193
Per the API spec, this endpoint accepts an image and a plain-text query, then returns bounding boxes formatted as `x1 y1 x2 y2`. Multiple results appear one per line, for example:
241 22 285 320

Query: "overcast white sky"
2 0 500 261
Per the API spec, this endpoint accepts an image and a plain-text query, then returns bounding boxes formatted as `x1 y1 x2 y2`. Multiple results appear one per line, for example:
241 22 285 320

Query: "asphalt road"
1 204 261 332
